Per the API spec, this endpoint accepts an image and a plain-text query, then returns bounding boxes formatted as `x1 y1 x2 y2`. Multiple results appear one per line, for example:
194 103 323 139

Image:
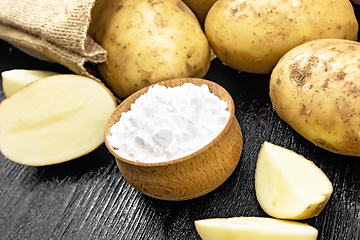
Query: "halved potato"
0 74 117 166
195 216 318 240
255 141 333 220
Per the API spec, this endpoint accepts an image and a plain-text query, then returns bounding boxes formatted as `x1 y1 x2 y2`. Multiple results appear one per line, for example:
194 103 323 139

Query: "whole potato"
92 0 211 99
270 38 360 156
182 0 218 26
205 0 358 74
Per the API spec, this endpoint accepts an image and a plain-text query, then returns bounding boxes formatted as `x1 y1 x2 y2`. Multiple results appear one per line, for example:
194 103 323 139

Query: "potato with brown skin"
181 0 218 26
205 0 358 74
91 0 211 99
270 38 360 156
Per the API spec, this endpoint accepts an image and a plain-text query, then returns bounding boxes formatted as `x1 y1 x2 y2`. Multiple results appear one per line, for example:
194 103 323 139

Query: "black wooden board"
1 4 360 239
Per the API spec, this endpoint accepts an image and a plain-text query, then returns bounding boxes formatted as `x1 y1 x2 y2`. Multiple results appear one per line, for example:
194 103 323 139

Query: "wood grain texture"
1 5 360 238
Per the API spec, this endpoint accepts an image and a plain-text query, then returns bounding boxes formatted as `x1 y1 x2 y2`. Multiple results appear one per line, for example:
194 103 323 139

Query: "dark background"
1 3 360 240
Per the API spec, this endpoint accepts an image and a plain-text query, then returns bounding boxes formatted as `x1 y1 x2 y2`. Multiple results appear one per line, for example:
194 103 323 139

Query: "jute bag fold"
0 0 106 79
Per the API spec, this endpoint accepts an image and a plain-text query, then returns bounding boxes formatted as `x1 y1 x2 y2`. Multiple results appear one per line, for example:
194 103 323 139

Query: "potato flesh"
93 0 211 98
255 142 333 220
2 69 59 97
0 74 117 166
195 217 318 240
270 39 360 156
205 0 358 74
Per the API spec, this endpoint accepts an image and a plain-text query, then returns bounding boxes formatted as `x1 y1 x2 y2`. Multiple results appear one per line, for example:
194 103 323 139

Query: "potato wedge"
195 217 318 240
0 74 117 166
255 142 333 220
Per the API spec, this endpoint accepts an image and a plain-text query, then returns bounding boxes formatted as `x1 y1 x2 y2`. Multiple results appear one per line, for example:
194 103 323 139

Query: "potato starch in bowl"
107 83 230 163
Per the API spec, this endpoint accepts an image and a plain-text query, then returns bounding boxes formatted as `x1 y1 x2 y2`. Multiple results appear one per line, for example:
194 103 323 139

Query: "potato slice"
195 217 318 240
255 142 333 220
0 74 117 166
2 69 59 97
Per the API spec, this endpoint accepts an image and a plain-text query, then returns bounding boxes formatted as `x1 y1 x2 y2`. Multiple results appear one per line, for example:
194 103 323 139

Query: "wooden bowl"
104 78 243 201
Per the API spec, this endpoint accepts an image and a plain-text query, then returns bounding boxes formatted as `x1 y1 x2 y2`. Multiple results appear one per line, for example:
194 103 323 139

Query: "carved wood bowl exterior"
104 78 243 201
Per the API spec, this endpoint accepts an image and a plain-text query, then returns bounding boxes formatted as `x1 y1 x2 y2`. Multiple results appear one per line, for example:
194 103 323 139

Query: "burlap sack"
0 0 106 79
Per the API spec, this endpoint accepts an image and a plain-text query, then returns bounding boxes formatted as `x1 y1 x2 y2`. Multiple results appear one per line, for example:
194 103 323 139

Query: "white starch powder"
107 83 230 163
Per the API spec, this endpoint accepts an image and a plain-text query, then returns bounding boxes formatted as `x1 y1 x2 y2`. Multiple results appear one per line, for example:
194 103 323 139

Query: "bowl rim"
104 78 235 167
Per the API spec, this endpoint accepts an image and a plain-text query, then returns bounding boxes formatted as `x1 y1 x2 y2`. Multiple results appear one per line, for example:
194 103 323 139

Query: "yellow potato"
270 38 360 156
92 0 211 99
205 0 358 74
181 0 218 25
